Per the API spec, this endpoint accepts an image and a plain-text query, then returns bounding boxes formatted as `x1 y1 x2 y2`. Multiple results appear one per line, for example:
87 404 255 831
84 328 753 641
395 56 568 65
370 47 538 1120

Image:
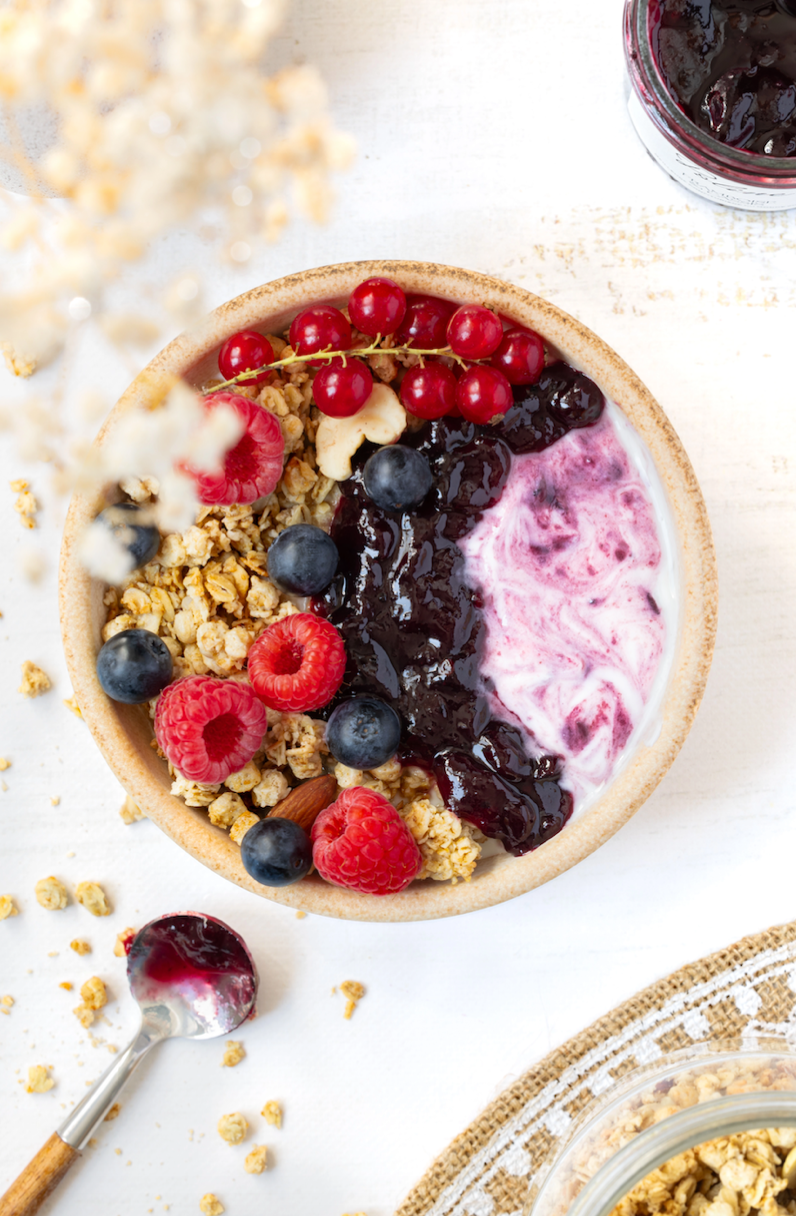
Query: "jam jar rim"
625 0 796 183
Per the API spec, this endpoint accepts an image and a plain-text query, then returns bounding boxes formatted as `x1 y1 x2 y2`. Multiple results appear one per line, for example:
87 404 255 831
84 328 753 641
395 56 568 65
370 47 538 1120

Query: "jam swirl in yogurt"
316 363 667 858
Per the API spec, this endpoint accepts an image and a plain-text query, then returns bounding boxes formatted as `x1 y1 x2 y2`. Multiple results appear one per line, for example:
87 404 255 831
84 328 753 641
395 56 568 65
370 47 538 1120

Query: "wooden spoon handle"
0 1132 79 1216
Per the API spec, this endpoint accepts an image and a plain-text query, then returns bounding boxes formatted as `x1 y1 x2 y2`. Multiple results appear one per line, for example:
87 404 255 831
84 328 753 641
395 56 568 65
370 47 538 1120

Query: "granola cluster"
102 353 486 886
559 1057 796 1216
614 1128 796 1216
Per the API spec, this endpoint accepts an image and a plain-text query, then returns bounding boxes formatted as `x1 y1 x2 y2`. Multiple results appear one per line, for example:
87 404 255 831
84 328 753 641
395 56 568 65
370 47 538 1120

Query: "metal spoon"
0 913 258 1216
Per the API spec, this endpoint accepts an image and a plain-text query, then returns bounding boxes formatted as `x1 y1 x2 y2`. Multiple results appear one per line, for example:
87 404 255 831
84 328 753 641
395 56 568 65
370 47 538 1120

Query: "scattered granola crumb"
12 482 38 530
35 876 68 911
74 976 107 1027
47 950 59 957
113 928 136 957
261 1100 282 1129
221 1041 245 1068
119 794 145 825
244 1144 268 1174
66 851 75 858
70 939 91 956
217 1112 248 1145
114 1148 122 1156
0 757 10 771
104 1102 121 1121
88 1137 98 1148
59 981 73 991
26 1064 54 1093
340 980 365 1020
50 795 60 806
63 695 83 719
75 882 111 917
199 1196 225 1216
19 661 51 698
0 894 18 919
295 910 307 920
1 995 14 1015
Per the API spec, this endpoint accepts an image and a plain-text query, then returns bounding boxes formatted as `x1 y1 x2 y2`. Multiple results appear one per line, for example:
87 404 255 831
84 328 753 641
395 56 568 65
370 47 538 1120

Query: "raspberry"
247 612 346 713
311 788 422 895
154 675 268 783
183 392 285 506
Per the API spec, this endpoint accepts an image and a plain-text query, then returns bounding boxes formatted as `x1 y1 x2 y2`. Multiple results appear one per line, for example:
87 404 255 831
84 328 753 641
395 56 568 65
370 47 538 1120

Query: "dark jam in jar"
315 363 605 857
654 0 796 155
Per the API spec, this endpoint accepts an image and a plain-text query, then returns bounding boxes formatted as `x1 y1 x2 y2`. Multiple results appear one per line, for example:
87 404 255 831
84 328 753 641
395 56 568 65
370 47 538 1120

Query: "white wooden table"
3 3 796 1214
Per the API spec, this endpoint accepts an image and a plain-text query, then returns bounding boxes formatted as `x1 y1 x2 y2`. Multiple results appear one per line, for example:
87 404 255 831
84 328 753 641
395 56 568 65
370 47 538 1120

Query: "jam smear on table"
316 362 605 857
653 0 796 155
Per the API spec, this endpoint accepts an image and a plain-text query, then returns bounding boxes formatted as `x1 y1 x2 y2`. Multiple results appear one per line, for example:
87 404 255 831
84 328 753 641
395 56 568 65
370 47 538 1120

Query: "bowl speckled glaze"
59 260 717 922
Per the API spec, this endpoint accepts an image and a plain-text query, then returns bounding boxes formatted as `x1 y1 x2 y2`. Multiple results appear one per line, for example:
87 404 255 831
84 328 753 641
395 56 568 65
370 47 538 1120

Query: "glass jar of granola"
624 0 796 211
525 1039 796 1216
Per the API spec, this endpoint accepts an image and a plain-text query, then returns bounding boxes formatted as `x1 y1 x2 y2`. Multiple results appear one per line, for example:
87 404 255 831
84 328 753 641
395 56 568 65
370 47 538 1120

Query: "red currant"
400 362 457 420
455 366 513 424
490 328 545 385
446 305 503 360
289 306 351 364
312 358 372 418
348 277 406 337
218 330 275 386
394 294 455 349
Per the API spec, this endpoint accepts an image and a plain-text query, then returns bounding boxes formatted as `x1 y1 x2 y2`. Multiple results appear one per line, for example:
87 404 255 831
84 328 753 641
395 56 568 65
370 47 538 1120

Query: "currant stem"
207 341 471 394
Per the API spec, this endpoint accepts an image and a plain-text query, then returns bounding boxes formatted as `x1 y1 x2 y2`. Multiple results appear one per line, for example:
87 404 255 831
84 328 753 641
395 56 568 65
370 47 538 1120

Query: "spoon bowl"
0 913 258 1216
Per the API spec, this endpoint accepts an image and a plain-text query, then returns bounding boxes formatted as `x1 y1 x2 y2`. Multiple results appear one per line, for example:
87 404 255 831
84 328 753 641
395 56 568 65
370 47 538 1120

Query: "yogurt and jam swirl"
317 364 666 858
654 0 796 155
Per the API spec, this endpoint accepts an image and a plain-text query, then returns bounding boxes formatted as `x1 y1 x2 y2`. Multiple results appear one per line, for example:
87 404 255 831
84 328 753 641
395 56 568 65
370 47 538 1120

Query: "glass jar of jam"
624 0 796 210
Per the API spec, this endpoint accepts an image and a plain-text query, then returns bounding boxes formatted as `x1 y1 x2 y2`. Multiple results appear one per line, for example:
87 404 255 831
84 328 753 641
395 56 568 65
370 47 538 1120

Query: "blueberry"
240 817 313 887
96 628 173 704
362 445 433 512
266 524 339 596
539 362 604 428
325 696 402 769
96 502 160 573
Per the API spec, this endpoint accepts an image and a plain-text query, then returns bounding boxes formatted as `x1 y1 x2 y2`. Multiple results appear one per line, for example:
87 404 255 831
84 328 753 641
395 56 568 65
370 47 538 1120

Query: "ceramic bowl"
59 260 717 922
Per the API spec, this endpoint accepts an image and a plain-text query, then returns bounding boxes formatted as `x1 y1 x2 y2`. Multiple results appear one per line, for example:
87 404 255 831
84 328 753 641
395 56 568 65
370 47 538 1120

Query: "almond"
266 775 338 832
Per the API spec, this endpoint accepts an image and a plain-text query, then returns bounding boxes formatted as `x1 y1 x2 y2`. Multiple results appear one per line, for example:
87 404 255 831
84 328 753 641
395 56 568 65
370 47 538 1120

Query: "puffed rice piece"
0 895 18 919
18 661 51 698
26 1065 54 1093
217 1112 248 1145
35 876 68 911
74 881 111 917
244 1145 268 1174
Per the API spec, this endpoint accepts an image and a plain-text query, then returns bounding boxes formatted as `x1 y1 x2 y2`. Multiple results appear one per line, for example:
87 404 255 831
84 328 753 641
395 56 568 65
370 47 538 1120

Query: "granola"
244 1145 268 1174
261 1100 282 1128
199 1196 225 1216
113 928 136 957
70 939 92 955
217 1112 248 1145
101 344 488 887
340 980 365 1020
221 1041 245 1067
74 881 111 917
0 895 18 919
26 1064 54 1093
11 480 38 530
18 661 51 698
74 976 107 1028
119 795 145 824
35 876 68 911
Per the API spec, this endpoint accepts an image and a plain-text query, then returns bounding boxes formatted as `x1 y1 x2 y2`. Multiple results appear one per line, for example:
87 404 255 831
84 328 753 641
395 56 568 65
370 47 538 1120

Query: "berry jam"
316 362 605 857
654 0 796 155
129 914 255 992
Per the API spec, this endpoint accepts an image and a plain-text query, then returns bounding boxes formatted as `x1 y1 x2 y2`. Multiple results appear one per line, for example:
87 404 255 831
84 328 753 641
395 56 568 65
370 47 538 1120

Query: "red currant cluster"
215 277 546 426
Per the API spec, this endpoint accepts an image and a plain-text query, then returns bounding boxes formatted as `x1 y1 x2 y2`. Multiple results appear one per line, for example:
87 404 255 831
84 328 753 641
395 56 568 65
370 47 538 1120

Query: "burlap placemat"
397 920 796 1216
